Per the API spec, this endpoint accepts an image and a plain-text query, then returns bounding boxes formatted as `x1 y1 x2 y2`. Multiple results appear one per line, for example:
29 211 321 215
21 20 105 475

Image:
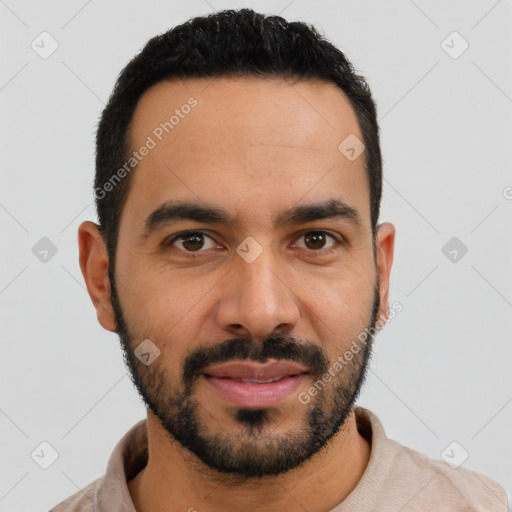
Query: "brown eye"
180 233 204 251
167 231 216 253
304 232 328 250
296 231 337 251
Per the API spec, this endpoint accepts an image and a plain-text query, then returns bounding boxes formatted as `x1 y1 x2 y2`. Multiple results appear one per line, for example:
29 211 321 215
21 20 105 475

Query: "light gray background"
1 1 511 510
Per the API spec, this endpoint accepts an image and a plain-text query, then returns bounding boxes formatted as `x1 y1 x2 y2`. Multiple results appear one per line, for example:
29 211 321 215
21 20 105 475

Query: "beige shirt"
50 407 508 511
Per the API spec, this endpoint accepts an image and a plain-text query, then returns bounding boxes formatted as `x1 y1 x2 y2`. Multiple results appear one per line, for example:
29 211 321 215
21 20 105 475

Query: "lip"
204 360 308 380
203 360 308 409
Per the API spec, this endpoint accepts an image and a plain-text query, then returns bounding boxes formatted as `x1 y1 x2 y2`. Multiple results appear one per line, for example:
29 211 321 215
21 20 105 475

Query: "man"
51 8 508 512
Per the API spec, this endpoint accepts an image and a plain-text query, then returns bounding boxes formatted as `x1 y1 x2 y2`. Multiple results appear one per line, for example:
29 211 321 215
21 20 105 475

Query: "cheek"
116 253 197 320
115 262 216 355
298 265 376 350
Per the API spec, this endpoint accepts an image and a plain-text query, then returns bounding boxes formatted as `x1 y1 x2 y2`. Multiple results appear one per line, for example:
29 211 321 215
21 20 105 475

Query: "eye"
164 229 343 258
165 231 218 254
293 231 340 253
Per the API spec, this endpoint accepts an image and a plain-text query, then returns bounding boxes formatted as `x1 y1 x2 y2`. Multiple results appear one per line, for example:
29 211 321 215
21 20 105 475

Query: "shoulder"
388 439 508 511
49 477 101 512
352 408 509 512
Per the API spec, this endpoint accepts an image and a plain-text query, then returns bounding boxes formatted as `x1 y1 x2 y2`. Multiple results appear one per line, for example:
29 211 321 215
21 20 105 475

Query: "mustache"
182 334 329 388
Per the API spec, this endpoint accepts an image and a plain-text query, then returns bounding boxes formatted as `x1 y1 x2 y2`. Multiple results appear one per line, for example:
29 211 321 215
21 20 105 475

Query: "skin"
78 76 395 512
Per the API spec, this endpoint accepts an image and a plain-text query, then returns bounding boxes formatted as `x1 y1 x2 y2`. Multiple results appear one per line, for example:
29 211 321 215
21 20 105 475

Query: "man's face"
108 77 387 478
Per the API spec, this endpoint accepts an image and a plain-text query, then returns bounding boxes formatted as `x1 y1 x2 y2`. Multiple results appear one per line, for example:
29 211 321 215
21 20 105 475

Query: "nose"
215 246 301 341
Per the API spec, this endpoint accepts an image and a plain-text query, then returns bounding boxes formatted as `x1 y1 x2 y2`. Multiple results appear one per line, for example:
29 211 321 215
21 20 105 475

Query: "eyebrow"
141 198 363 238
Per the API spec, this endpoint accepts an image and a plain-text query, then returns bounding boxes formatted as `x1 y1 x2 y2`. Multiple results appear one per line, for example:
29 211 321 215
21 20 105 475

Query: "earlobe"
78 221 117 332
375 222 396 323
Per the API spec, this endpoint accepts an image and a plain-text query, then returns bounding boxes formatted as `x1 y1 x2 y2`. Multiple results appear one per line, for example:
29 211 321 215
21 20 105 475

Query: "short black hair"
94 8 382 262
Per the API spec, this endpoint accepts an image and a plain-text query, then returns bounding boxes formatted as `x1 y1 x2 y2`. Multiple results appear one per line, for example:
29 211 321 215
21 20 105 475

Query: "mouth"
203 360 309 409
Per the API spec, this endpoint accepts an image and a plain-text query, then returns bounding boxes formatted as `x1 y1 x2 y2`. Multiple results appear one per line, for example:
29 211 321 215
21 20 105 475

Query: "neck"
128 409 371 512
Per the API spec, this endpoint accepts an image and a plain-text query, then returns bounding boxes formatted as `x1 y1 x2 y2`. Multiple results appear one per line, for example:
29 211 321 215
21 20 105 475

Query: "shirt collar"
93 407 387 511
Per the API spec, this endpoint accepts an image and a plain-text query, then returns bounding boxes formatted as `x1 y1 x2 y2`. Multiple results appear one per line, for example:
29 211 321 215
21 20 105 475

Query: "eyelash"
163 230 344 259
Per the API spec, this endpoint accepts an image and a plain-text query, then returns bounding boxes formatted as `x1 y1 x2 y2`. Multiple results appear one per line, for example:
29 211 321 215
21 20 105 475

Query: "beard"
109 268 380 480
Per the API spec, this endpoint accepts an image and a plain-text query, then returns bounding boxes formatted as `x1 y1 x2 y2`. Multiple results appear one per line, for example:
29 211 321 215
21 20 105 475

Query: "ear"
375 222 395 323
78 221 117 332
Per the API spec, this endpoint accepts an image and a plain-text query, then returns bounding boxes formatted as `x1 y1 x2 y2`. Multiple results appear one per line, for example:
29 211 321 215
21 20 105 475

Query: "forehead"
123 76 370 231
